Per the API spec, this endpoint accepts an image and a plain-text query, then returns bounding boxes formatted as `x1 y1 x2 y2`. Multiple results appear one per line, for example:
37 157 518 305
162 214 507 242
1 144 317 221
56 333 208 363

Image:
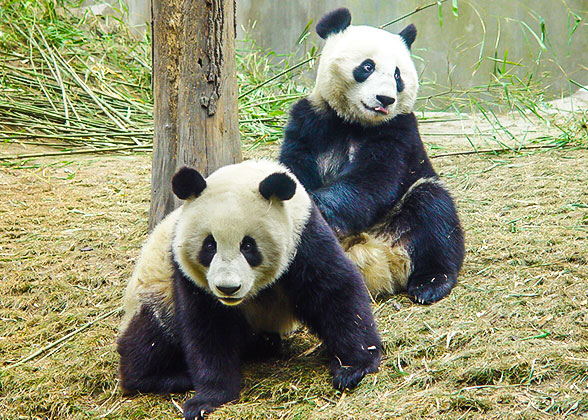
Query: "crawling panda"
279 8 465 304
117 160 381 420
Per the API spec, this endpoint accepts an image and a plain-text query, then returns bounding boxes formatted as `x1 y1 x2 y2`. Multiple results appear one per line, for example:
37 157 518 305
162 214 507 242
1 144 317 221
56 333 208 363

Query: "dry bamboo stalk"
3 307 122 370
0 145 151 160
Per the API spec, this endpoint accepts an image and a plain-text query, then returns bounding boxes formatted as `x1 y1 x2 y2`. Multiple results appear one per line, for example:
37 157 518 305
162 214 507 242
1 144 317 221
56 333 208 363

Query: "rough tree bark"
149 0 241 230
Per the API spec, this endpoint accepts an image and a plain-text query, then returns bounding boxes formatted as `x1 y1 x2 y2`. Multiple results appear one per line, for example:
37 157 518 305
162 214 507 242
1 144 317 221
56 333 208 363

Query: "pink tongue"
374 106 389 115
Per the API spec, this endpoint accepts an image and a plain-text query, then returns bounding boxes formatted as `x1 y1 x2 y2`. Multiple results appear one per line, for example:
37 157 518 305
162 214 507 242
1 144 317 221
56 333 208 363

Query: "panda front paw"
183 397 216 420
184 394 232 420
407 273 456 305
183 379 241 420
330 352 380 391
332 365 369 391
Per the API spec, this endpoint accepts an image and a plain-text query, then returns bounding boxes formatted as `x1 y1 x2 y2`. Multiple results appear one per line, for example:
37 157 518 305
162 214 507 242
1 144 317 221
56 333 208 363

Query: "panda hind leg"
341 233 411 297
117 305 192 394
375 179 465 304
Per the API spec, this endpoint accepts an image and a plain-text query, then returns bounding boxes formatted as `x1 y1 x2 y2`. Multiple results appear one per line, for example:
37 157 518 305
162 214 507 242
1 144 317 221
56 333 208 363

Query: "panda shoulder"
282 205 355 282
395 113 421 140
120 209 180 333
285 98 330 140
288 98 316 120
125 209 180 302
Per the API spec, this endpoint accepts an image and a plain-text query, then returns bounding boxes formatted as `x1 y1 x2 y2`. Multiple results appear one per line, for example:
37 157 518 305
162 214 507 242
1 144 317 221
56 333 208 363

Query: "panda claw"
331 355 380 391
183 397 215 420
332 366 367 391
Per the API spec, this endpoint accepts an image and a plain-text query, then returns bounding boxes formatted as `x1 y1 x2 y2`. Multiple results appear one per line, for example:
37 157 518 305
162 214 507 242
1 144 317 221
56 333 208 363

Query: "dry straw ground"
1 109 587 419
1 0 587 417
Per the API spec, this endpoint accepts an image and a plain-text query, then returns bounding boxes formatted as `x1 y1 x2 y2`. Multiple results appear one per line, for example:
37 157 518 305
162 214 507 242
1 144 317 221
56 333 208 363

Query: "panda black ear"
172 167 207 200
399 24 417 49
259 173 296 201
316 8 351 39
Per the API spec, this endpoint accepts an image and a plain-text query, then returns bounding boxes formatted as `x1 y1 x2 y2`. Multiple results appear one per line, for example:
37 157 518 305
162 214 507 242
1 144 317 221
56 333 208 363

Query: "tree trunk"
149 0 241 230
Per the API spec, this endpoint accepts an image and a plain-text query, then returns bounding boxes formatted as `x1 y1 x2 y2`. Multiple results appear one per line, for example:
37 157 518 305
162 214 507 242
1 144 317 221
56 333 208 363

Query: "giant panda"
117 160 381 420
279 8 465 304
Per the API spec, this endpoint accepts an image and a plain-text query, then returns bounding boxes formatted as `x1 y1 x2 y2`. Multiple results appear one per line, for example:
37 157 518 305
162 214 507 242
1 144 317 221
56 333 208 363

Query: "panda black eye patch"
240 236 262 267
395 67 404 92
353 59 376 83
198 234 217 267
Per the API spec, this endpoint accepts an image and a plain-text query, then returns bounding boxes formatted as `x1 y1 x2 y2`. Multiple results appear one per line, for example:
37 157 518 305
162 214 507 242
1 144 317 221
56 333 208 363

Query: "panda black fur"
279 8 465 304
117 160 381 420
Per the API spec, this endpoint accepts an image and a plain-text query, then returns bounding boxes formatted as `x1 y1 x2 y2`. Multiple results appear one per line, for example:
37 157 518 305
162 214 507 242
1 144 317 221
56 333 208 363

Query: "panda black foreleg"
284 208 382 391
117 306 192 394
379 179 464 304
173 273 248 420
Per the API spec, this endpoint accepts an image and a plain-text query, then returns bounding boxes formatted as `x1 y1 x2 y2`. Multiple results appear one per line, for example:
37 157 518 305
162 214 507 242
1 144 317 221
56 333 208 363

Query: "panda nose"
376 95 395 107
217 285 241 296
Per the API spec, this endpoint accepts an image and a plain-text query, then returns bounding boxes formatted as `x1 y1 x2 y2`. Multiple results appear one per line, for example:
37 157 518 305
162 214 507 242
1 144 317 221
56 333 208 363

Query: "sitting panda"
117 160 381 420
279 8 465 304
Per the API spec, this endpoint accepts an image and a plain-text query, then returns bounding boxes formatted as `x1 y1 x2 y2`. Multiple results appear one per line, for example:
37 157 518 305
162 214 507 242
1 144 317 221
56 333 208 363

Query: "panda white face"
184 224 266 306
171 161 311 306
311 21 419 126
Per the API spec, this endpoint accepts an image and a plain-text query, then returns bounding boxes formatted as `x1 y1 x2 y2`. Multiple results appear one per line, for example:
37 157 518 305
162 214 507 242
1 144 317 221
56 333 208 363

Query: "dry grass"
1 2 587 418
1 128 587 419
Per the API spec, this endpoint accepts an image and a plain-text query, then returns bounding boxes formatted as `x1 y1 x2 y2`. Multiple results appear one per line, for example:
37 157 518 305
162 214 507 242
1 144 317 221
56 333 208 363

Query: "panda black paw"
407 274 455 305
183 397 216 420
332 366 368 391
330 354 380 391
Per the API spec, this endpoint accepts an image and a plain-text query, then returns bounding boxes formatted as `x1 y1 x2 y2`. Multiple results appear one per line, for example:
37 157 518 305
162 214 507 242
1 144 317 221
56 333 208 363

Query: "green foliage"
237 34 315 150
0 0 153 162
0 0 586 162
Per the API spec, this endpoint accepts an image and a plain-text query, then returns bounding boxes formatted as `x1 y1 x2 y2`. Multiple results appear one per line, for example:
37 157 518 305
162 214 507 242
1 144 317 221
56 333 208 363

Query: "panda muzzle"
362 101 390 115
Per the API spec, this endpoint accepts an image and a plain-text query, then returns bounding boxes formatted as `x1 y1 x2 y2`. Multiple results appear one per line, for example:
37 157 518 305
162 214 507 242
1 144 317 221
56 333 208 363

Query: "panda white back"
120 208 180 334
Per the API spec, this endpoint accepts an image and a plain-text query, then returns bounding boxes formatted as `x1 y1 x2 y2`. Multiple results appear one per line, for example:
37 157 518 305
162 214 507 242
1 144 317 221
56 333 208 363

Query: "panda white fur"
280 8 465 304
311 10 418 126
117 160 381 420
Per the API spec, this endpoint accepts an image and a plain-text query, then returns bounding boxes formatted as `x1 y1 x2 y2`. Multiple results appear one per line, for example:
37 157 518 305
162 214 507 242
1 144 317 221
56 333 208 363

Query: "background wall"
236 0 588 99
92 0 588 99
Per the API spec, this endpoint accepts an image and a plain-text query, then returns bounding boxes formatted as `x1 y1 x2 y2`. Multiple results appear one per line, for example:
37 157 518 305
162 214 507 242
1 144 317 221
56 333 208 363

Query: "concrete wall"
84 0 588 97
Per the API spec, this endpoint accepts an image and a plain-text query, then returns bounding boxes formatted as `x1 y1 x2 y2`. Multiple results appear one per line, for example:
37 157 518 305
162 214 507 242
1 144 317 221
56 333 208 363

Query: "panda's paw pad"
332 366 367 391
183 398 215 420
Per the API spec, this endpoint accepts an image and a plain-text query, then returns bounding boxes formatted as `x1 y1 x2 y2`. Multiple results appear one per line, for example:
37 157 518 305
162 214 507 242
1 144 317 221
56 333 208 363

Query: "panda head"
310 8 419 126
171 160 311 306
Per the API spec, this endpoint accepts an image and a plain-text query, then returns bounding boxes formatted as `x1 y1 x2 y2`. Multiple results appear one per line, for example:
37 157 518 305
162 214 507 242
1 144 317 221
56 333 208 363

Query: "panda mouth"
362 102 389 115
218 297 244 306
